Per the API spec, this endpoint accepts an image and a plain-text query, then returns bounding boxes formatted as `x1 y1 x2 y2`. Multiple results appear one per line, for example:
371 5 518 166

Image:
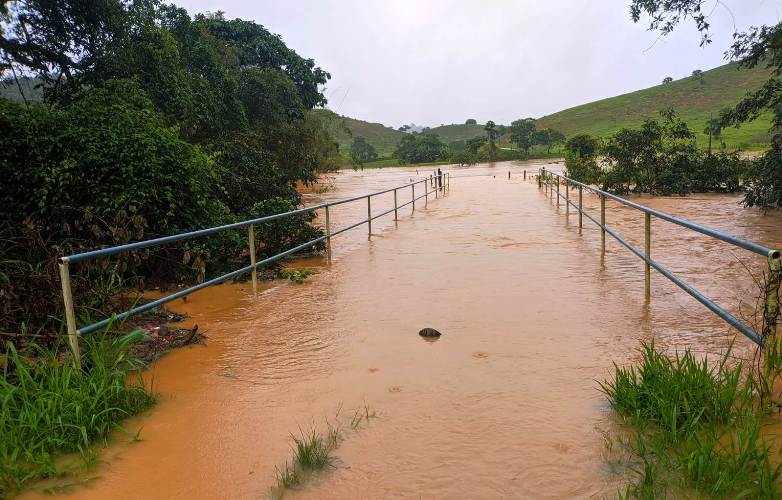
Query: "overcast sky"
176 0 781 128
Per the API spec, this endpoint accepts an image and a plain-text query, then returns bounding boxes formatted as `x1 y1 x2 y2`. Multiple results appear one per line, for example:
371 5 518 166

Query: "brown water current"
20 160 782 499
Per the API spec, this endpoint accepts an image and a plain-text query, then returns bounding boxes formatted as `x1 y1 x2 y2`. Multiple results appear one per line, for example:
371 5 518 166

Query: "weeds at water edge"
0 331 155 497
602 341 782 498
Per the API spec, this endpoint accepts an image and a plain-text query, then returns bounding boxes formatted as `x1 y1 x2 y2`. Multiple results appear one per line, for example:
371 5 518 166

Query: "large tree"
510 118 537 153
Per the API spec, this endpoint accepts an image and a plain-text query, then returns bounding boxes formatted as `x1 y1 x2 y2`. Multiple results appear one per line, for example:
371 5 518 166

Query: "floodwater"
20 160 782 499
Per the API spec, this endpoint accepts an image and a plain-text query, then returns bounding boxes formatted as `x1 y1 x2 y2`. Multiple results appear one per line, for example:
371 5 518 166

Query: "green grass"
602 341 782 498
538 62 776 151
0 332 155 497
272 404 375 496
427 123 487 143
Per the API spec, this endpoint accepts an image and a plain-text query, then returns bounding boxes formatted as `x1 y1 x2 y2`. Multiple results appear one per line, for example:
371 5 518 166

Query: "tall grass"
603 341 782 498
0 332 155 496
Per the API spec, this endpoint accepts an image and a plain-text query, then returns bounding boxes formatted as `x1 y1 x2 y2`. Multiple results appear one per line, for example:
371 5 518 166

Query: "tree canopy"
0 0 338 335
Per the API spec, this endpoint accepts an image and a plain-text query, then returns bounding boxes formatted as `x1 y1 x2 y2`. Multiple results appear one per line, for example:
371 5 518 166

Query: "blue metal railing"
58 172 450 365
538 168 780 347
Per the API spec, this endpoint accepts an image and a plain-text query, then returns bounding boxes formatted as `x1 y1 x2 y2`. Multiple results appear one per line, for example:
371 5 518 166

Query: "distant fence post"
325 205 332 261
556 178 560 207
367 196 372 238
412 183 415 212
763 252 781 339
393 188 398 221
600 194 606 259
425 177 429 206
578 185 583 233
248 224 257 295
645 214 651 300
565 179 569 216
58 258 81 369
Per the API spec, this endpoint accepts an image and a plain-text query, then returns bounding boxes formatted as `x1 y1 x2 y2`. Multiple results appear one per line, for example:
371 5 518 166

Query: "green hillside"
427 123 487 143
537 62 775 150
315 110 405 157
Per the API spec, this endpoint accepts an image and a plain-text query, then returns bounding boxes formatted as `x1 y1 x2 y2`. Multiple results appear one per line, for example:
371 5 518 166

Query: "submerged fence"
538 168 781 347
59 172 450 367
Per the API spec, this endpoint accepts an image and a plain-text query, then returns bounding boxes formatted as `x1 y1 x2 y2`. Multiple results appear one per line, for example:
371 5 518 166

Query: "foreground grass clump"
0 332 155 496
601 341 782 498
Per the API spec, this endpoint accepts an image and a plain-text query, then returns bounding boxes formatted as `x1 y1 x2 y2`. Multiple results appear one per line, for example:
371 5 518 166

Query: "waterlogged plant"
278 267 318 284
272 404 375 496
602 341 782 497
0 332 155 496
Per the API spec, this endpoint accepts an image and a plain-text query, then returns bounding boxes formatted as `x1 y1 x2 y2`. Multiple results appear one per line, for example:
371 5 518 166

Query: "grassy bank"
0 332 154 497
601 341 782 497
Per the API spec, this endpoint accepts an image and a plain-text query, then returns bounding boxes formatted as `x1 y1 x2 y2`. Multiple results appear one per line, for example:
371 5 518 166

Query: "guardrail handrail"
538 167 781 347
58 172 450 367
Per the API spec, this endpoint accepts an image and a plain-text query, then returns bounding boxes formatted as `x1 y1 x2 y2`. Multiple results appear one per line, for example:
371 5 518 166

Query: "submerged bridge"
59 167 780 364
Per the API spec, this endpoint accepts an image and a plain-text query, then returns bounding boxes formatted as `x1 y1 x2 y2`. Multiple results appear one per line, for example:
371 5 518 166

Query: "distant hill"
427 123 487 143
537 62 775 150
315 110 405 157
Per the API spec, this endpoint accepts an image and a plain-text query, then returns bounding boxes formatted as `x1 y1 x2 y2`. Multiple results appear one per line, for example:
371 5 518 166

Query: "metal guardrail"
538 168 781 347
59 172 450 367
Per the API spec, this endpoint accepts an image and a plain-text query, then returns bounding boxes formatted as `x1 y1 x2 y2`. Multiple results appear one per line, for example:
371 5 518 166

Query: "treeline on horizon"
0 1 342 337
348 118 567 167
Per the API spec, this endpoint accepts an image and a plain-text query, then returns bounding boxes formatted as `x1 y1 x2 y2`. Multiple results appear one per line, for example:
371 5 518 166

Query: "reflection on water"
20 160 782 499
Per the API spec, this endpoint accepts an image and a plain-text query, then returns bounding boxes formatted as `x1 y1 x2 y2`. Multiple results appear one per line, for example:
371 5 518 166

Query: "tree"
465 118 477 125
547 128 566 152
629 0 782 208
564 134 601 184
662 76 673 84
691 69 704 84
465 136 486 154
510 118 537 153
484 120 499 160
393 133 447 164
349 136 378 167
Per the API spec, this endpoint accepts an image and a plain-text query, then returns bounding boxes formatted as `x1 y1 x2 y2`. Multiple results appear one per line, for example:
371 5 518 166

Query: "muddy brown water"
20 160 782 499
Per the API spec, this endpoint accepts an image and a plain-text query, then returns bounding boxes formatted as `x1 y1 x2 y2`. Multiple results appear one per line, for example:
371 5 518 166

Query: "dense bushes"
564 110 749 196
0 3 338 338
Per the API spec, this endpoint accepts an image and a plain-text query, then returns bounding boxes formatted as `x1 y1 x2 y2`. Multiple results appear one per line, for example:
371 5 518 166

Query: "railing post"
425 177 429 206
538 169 542 188
578 185 583 233
565 180 569 216
58 258 81 369
435 175 439 199
644 213 651 300
412 183 415 212
325 205 332 261
524 170 526 180
248 224 257 295
556 177 560 207
763 252 781 339
393 189 398 221
600 194 606 259
367 195 372 239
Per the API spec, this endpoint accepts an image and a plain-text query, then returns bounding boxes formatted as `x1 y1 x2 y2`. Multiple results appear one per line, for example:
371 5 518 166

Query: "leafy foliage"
564 110 748 195
0 2 336 337
393 133 448 164
349 136 378 167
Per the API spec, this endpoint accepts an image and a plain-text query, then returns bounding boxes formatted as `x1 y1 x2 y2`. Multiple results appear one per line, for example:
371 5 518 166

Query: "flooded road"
21 160 782 498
